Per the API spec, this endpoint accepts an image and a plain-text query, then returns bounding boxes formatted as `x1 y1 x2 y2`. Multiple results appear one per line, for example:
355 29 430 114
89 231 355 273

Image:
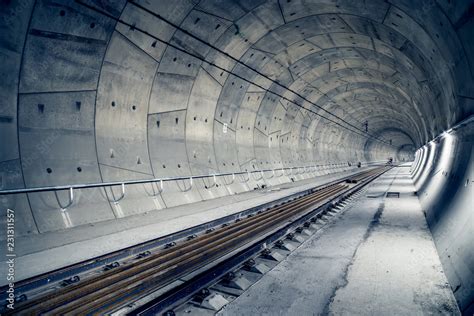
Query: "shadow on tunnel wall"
411 121 474 315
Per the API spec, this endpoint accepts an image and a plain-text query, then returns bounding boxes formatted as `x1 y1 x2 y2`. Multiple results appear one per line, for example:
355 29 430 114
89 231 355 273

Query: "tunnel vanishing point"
0 0 473 315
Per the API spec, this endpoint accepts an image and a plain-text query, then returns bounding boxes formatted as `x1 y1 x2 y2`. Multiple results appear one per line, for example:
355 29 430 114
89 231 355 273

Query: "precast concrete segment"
218 167 459 315
413 120 474 313
0 0 473 311
1 0 473 238
0 168 386 314
0 167 369 286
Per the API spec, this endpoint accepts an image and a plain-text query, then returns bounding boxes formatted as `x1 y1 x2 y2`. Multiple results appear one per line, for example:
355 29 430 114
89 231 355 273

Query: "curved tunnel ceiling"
2 0 474 192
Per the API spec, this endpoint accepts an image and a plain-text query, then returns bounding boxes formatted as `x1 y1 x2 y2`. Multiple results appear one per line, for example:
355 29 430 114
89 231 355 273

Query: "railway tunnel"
0 0 473 314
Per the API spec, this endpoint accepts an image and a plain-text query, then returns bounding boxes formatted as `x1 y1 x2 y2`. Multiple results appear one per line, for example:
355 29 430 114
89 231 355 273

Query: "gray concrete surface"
0 0 473 312
412 120 474 314
2 0 473 239
0 167 369 286
219 166 460 315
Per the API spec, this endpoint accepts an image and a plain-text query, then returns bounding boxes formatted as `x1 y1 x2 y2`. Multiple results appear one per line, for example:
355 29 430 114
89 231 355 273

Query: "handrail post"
177 177 193 192
205 174 217 189
276 168 284 177
106 183 126 204
115 183 126 204
144 179 164 197
238 172 250 183
223 173 235 185
252 170 264 181
55 187 74 212
264 169 275 179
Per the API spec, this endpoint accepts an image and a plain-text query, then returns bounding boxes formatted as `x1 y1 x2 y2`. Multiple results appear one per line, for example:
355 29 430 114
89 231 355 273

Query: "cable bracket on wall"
204 175 217 189
107 183 126 204
238 172 251 183
252 170 264 181
54 187 74 212
144 180 164 197
176 177 193 192
222 173 236 185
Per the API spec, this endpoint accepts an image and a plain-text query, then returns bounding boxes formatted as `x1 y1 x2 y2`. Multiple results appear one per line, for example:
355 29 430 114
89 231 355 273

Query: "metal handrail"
0 162 382 196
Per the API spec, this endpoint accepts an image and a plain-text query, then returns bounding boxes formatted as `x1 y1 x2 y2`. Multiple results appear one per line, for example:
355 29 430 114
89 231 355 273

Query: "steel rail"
7 167 389 315
0 166 379 299
60 186 347 315
94 169 388 315
12 184 343 314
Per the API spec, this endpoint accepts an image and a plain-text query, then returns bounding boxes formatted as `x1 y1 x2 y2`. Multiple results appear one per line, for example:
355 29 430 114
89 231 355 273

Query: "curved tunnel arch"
262 43 438 151
1 0 474 309
0 0 471 223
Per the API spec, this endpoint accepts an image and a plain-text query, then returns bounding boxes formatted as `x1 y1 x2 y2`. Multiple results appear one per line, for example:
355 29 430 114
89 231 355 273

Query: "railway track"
5 166 390 315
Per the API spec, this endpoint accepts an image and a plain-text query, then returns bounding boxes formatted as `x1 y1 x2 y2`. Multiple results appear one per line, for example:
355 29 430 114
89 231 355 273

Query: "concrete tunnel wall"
411 120 474 314
0 0 473 308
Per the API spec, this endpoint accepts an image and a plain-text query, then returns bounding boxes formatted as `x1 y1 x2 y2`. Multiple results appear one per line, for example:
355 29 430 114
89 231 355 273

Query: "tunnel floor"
6 167 373 284
218 166 460 315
